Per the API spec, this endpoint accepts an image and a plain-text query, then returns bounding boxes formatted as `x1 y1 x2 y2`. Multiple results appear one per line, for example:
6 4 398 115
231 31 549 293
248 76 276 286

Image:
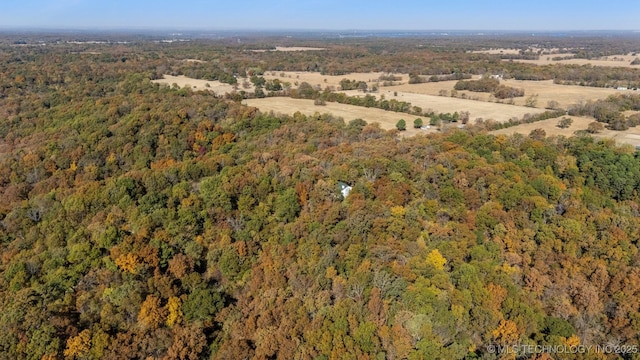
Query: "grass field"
250 46 327 52
472 48 640 68
510 54 640 68
386 79 621 109
244 98 432 136
343 89 546 123
263 71 627 109
491 115 640 147
152 74 248 94
156 72 638 144
263 71 387 89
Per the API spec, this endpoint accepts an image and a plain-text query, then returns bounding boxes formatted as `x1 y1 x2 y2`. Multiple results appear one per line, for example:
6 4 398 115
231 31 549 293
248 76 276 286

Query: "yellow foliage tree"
63 329 91 359
492 319 520 345
426 249 447 271
325 266 338 280
115 253 139 274
564 334 581 347
166 296 183 327
390 205 406 217
138 295 167 329
487 283 508 311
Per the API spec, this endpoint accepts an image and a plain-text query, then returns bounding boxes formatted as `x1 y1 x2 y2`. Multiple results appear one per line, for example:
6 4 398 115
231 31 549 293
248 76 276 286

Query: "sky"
0 0 638 31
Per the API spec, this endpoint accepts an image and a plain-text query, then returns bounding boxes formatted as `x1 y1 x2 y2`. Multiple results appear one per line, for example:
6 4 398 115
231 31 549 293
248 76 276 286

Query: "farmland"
244 97 432 136
511 53 640 68
152 74 247 94
156 73 548 125
157 71 638 143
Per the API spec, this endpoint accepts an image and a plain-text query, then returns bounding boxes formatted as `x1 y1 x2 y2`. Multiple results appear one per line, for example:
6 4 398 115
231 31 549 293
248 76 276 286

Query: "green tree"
413 118 423 128
274 188 301 222
183 287 224 322
396 119 407 131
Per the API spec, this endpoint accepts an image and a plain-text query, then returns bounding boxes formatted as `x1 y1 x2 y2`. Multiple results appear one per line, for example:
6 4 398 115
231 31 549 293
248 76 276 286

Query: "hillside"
2 37 640 360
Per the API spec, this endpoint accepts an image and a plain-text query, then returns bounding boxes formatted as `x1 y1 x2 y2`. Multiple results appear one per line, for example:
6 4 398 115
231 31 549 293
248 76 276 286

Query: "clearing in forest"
491 115 640 148
244 97 433 136
509 53 640 68
264 71 625 109
152 74 248 93
342 89 547 123
263 71 386 89
386 79 621 109
154 73 634 140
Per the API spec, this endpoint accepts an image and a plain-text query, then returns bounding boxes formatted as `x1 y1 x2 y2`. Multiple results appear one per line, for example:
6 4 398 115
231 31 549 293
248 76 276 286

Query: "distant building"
337 181 352 199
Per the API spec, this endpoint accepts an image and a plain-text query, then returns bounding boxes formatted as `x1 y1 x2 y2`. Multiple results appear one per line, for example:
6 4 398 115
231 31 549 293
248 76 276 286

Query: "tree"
525 94 538 107
64 330 91 359
413 118 423 128
529 128 546 140
546 100 560 110
557 117 573 129
274 188 301 222
166 324 207 360
250 75 266 87
430 115 441 127
587 121 605 133
396 119 407 131
492 320 520 345
138 295 167 329
426 249 447 270
296 82 317 99
254 87 265 98
459 111 470 124
183 287 224 321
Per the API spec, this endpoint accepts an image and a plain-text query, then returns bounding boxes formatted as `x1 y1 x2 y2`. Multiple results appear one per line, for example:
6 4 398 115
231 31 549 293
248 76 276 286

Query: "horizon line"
0 27 639 33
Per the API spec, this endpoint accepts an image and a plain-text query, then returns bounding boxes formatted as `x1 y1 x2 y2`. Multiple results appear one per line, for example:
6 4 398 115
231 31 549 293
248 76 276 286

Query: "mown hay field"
244 97 432 136
155 73 638 143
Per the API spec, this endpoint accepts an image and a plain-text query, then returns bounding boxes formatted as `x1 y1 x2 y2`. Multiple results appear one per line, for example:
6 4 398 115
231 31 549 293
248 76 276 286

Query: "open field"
388 79 623 109
499 79 623 107
182 59 207 63
491 115 592 137
471 48 640 67
245 97 433 136
274 46 326 51
471 47 571 55
263 71 388 89
343 89 547 123
265 71 625 109
154 74 546 125
472 48 522 55
152 74 250 94
491 115 640 147
508 53 640 68
250 46 326 53
154 73 635 142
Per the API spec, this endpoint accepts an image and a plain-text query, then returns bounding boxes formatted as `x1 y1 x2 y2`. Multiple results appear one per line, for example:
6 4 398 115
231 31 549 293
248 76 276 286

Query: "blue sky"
1 0 638 31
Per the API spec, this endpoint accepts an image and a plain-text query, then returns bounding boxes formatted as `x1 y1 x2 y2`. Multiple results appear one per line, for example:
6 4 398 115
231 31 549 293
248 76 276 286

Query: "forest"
1 32 640 359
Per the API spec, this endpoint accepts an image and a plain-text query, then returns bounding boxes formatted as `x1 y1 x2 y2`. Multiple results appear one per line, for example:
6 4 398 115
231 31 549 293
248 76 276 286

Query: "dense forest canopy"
2 33 640 359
